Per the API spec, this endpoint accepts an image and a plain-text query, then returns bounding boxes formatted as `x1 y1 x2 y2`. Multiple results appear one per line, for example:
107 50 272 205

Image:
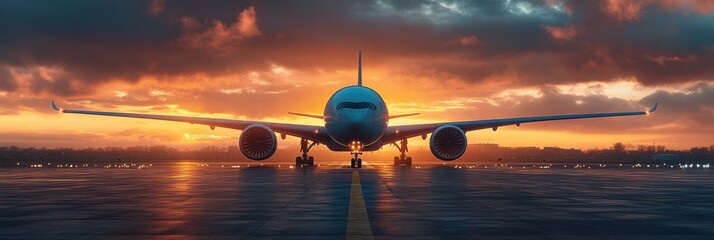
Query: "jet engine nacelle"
429 124 467 161
239 124 278 160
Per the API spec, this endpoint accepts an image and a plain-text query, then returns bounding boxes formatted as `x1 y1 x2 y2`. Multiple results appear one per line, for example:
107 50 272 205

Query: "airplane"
51 51 657 168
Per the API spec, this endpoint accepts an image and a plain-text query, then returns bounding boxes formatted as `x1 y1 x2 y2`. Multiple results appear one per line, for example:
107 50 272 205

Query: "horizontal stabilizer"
389 113 419 119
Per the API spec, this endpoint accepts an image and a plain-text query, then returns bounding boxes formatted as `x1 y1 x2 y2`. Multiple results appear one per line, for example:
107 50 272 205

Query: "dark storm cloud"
0 0 712 97
640 82 714 125
416 82 714 135
0 0 267 95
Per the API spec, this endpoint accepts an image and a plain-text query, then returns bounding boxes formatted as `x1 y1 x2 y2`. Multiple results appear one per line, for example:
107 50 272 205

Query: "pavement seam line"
346 170 374 239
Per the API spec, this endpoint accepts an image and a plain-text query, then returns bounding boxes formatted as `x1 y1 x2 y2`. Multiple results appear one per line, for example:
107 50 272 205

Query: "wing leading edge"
51 101 331 144
381 103 658 144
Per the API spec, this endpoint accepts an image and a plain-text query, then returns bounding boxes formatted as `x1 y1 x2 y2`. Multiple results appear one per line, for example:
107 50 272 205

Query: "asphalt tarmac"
1 161 713 239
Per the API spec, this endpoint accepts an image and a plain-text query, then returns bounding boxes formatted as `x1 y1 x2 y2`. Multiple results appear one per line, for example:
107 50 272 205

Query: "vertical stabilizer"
357 50 362 86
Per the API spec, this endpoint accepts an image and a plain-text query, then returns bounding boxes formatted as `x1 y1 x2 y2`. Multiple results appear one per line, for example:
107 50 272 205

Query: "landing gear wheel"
296 156 315 167
296 138 318 167
351 158 356 168
392 139 412 166
357 158 362 168
393 156 413 166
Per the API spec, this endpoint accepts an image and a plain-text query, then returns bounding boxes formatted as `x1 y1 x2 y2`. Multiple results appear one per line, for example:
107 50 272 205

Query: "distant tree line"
1 142 712 164
462 142 713 163
0 145 241 164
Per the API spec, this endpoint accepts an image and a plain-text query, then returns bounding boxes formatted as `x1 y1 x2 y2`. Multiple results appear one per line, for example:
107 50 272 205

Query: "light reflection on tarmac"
1 161 713 239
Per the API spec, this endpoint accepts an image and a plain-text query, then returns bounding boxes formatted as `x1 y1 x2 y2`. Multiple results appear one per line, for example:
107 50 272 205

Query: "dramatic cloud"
177 6 261 50
600 0 648 21
0 0 712 150
543 25 577 41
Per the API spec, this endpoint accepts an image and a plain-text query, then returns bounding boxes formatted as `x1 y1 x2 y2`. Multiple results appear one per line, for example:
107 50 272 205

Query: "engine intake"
429 125 467 161
239 124 277 160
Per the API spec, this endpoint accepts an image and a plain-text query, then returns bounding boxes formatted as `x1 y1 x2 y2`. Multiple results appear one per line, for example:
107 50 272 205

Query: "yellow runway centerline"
346 170 373 240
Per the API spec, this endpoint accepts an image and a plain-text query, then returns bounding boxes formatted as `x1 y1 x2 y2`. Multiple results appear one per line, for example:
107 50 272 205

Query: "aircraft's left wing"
51 101 332 144
381 103 657 144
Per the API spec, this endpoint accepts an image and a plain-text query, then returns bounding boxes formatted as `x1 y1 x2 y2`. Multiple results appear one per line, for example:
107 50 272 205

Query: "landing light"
349 140 363 153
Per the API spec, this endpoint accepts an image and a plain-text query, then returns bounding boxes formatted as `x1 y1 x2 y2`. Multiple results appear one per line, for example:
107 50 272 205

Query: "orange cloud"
601 0 648 21
178 6 261 50
658 0 714 14
238 6 261 37
457 35 479 45
601 0 714 21
543 25 577 41
149 0 165 15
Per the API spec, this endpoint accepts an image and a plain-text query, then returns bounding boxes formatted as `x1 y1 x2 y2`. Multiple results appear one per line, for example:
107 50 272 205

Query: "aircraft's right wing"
51 101 333 144
380 103 657 144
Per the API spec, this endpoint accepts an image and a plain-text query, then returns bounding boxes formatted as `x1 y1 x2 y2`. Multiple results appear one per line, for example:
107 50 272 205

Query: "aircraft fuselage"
324 86 388 148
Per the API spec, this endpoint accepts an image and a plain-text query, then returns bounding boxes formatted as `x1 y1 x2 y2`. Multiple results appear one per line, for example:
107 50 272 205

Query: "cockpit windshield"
336 102 377 110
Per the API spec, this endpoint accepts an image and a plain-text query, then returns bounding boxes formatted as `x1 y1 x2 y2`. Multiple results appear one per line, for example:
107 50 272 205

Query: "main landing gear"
296 138 317 167
392 138 412 166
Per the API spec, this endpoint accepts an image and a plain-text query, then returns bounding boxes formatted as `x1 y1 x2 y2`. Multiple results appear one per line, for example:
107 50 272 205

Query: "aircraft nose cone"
345 112 368 137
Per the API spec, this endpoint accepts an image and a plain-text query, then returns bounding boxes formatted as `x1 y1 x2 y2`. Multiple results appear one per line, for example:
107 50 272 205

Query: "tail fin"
357 50 362 86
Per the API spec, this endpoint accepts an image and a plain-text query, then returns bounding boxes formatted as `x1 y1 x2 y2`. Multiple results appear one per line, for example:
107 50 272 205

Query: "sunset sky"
1 0 713 151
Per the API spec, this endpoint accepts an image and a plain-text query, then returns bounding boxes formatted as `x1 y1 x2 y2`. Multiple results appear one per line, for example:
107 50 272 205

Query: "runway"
1 161 713 239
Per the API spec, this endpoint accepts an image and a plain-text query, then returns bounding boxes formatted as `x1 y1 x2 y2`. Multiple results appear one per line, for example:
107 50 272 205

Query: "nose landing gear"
296 138 317 167
350 153 362 168
392 138 412 166
350 141 363 168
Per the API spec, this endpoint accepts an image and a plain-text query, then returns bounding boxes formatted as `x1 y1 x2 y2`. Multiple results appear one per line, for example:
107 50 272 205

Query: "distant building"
652 154 678 161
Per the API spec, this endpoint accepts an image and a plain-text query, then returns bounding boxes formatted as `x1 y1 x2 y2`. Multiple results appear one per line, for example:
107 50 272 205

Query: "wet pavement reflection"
1 161 713 239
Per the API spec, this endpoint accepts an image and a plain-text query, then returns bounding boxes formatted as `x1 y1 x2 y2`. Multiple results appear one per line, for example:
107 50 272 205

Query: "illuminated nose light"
350 140 364 153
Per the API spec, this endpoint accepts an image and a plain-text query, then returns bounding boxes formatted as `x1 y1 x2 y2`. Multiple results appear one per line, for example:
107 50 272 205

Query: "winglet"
357 50 362 86
647 103 658 114
51 101 61 112
52 101 59 111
